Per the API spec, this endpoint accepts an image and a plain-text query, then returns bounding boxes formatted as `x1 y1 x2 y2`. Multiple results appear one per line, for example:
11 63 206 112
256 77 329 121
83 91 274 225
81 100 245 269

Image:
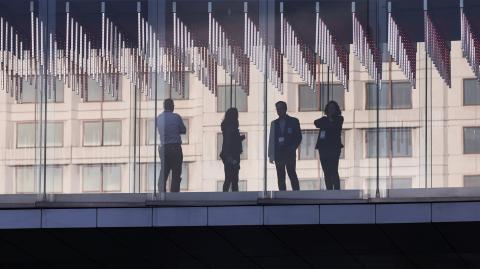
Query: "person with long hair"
219 107 245 192
314 100 344 190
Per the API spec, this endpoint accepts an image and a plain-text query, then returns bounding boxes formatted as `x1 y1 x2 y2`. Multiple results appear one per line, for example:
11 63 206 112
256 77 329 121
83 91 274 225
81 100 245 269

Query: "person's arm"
294 118 302 149
268 121 275 162
314 117 325 128
177 115 187 134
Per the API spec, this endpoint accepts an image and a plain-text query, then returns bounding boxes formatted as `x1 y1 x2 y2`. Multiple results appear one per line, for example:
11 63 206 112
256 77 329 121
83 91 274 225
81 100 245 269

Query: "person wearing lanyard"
156 99 187 192
268 101 302 191
314 100 344 190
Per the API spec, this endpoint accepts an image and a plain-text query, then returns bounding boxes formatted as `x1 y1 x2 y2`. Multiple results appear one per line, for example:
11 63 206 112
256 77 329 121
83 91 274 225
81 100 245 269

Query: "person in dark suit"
268 101 302 191
314 100 344 190
220 108 245 192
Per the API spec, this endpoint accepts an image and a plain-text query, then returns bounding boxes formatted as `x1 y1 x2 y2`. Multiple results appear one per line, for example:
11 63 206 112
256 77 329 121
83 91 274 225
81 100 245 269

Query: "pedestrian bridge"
2 189 480 268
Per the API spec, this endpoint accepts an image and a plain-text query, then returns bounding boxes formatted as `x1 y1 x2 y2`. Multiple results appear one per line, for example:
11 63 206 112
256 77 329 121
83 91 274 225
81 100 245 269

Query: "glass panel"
46 122 64 147
216 180 247 192
391 82 412 109
464 127 480 154
463 79 480 106
320 84 345 111
366 129 389 158
391 128 412 157
16 123 36 148
21 78 64 103
299 130 318 160
366 82 389 109
103 165 122 192
217 85 248 112
103 121 122 146
298 85 319 112
82 165 102 193
15 166 36 194
45 166 63 193
464 175 480 187
83 121 102 146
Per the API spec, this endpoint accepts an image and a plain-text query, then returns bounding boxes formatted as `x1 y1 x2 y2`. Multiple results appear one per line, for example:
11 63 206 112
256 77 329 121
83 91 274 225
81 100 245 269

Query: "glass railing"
1 0 479 204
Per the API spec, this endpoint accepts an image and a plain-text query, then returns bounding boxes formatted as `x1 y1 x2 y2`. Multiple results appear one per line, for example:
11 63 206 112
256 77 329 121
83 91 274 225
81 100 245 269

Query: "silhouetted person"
268 101 302 191
315 101 344 190
156 99 186 192
220 108 245 192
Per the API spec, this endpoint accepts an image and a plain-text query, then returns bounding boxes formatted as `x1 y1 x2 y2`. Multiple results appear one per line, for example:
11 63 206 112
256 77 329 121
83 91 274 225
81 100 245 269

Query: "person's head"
222 107 239 127
324 100 341 118
164 98 174 112
275 101 287 118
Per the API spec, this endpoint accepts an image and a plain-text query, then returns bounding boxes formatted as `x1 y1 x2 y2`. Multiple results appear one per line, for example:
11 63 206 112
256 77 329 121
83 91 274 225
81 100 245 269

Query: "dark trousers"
158 144 183 192
319 150 341 190
222 157 240 192
275 154 300 191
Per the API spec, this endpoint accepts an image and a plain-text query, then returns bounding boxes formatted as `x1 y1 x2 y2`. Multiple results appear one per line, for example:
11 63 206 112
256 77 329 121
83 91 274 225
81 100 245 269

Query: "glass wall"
0 0 477 200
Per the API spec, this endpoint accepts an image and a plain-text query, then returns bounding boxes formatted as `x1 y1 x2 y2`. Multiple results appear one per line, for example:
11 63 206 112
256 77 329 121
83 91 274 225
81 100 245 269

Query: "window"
149 73 190 100
15 166 35 193
464 175 480 187
217 85 248 112
146 118 189 145
144 162 189 192
298 84 345 111
16 123 36 148
20 78 64 103
86 78 121 102
217 132 248 160
366 81 412 109
298 130 345 160
83 120 122 146
216 180 247 192
367 177 412 197
464 79 480 106
15 166 63 193
82 164 121 192
366 128 412 158
16 122 63 148
464 127 480 154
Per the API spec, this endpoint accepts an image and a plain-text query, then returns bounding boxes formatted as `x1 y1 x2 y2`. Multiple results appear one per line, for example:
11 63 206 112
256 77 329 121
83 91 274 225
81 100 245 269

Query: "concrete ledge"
0 194 38 208
388 187 480 199
269 190 364 201
148 191 261 206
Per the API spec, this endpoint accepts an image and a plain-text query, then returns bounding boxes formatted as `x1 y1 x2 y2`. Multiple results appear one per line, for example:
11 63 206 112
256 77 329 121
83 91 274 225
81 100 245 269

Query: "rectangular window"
216 180 247 192
15 166 63 193
86 78 121 102
366 81 412 109
299 130 345 160
217 132 248 160
298 84 345 112
20 78 64 103
146 118 189 145
17 122 63 148
464 127 480 154
217 85 248 112
150 73 190 100
464 175 480 187
145 162 189 192
15 166 35 193
82 164 122 193
366 128 412 158
463 79 480 106
16 122 36 148
83 120 122 146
